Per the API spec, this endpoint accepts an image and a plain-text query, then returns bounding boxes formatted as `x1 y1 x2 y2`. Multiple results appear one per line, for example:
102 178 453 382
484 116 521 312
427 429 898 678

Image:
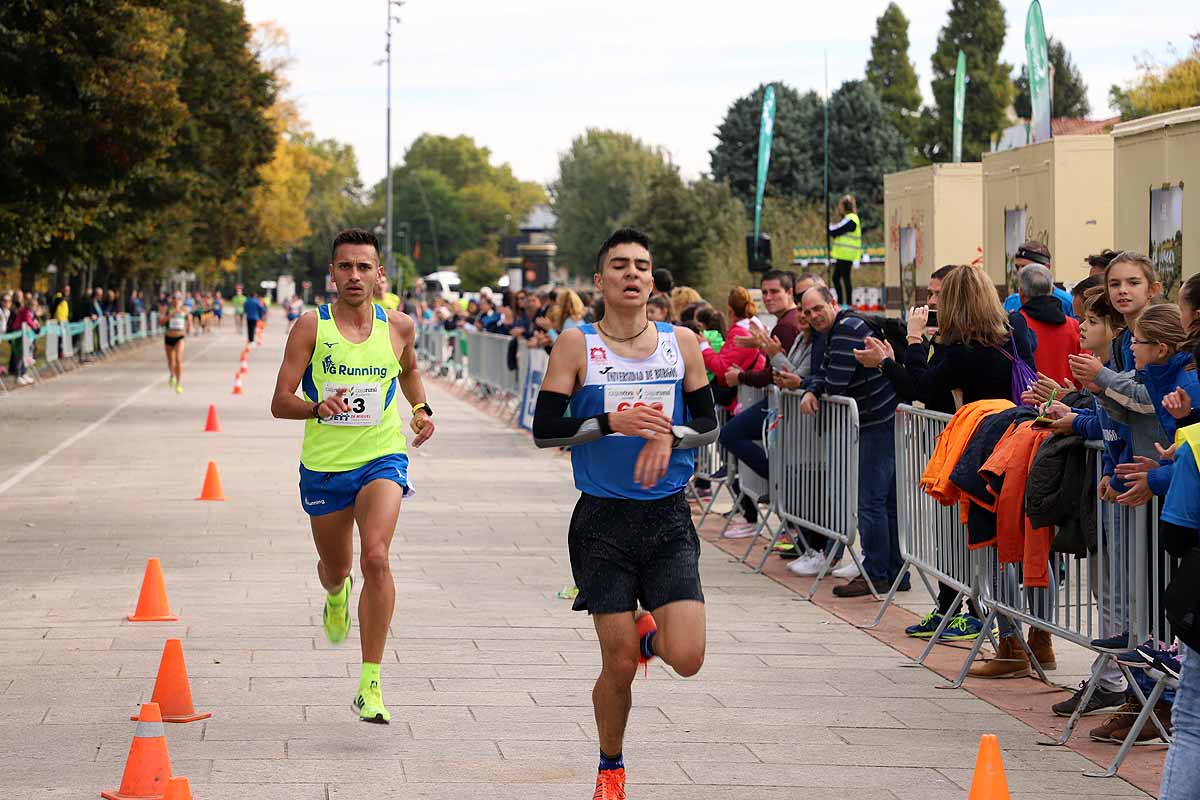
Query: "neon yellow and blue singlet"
300 304 407 472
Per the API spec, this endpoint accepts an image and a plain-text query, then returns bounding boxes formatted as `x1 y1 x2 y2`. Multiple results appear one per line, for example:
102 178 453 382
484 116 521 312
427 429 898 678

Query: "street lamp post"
384 1 405 282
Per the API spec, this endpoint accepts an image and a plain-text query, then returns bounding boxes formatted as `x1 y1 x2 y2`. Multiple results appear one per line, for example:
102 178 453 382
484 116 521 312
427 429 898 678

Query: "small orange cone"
132 639 210 723
203 404 221 433
101 703 172 800
967 734 1011 800
231 374 244 395
128 558 178 622
196 461 225 501
162 777 191 800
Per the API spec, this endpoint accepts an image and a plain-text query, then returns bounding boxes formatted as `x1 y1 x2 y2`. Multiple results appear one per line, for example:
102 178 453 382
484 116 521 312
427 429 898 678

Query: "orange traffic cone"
101 703 172 800
196 461 225 501
967 734 1011 800
203 404 221 433
128 558 178 622
163 777 191 800
231 374 244 395
132 639 210 723
239 355 248 370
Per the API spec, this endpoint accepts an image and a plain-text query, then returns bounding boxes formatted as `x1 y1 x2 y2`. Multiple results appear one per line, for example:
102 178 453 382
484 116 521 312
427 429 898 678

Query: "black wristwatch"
412 402 433 417
311 402 321 420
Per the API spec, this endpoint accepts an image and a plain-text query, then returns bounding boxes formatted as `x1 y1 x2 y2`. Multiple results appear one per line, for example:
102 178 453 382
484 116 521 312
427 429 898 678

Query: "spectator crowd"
415 239 1200 789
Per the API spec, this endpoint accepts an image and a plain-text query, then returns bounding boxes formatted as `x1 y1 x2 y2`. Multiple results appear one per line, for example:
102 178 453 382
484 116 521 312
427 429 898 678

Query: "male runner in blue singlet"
532 228 719 800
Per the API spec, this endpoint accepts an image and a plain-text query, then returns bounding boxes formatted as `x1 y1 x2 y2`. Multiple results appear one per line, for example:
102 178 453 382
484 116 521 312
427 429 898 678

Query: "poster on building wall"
1004 207 1028 294
899 225 918 313
1150 185 1183 299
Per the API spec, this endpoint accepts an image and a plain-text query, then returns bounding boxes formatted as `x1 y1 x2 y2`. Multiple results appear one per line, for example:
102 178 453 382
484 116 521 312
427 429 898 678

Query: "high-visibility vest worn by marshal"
830 212 862 262
300 303 406 472
568 321 694 500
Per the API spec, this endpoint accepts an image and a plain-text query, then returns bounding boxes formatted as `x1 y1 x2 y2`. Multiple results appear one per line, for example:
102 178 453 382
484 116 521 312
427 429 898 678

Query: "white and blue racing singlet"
569 322 694 500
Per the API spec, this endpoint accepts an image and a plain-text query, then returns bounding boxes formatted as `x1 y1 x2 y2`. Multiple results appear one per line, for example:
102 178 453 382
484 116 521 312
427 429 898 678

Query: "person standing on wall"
829 195 862 309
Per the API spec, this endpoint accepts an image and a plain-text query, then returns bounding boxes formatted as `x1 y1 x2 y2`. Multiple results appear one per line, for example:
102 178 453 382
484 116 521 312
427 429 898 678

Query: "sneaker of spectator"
721 521 759 539
1053 681 1129 717
786 549 825 576
1091 631 1131 653
942 614 993 642
905 611 943 639
831 561 860 580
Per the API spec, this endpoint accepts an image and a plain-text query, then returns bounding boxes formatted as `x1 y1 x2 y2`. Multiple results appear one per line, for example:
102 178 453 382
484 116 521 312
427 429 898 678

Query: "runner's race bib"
322 383 382 426
168 316 185 331
604 383 675 436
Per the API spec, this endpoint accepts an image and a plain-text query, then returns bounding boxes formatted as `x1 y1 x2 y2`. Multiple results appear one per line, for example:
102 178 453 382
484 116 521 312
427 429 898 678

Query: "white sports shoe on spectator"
722 522 759 539
787 549 825 576
831 560 860 579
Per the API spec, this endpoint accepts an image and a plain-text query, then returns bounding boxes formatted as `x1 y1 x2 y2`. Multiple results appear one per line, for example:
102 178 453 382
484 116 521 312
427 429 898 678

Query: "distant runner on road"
532 227 718 800
161 292 191 394
270 227 435 724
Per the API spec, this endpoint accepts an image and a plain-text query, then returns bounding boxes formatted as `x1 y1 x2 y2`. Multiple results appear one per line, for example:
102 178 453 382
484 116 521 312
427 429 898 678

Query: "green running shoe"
353 680 391 724
322 576 352 644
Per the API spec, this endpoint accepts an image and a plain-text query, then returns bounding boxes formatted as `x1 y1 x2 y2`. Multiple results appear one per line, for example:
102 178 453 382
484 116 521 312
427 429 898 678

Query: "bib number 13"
322 383 382 426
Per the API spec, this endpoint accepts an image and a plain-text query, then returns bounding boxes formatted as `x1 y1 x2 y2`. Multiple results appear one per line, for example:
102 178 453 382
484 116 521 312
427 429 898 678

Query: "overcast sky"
241 0 1194 189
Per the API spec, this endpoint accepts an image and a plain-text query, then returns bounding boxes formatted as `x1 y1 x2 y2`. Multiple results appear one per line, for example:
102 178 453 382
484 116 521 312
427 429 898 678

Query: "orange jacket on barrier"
978 420 1055 588
919 399 1014 506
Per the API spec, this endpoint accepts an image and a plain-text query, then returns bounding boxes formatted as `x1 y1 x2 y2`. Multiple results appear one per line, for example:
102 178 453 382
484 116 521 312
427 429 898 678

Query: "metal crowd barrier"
716 385 770 539
464 329 521 412
869 403 1175 779
1 313 153 392
687 406 733 528
757 390 867 598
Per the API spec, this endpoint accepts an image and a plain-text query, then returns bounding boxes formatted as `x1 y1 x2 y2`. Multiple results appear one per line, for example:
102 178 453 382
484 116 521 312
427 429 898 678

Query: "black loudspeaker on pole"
746 233 772 274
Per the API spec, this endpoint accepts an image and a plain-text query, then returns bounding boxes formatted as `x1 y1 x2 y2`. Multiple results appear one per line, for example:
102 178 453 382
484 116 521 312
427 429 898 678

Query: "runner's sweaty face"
330 244 382 307
595 242 652 309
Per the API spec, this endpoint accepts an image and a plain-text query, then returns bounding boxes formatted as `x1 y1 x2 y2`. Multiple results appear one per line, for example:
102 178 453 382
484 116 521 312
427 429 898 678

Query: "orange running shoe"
592 767 626 800
635 610 657 666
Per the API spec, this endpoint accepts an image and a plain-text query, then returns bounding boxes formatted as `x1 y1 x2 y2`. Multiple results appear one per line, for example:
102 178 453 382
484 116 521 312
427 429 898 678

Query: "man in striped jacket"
797 286 905 598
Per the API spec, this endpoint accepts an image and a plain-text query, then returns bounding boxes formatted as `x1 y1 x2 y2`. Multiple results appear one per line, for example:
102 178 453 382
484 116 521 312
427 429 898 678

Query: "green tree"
378 167 480 272
550 129 671 275
1014 37 1090 119
167 0 276 284
1110 34 1200 120
827 80 910 234
455 245 503 291
924 0 1013 162
710 83 824 211
403 133 545 237
689 178 751 304
867 3 922 146
626 169 709 288
0 1 188 287
708 81 906 237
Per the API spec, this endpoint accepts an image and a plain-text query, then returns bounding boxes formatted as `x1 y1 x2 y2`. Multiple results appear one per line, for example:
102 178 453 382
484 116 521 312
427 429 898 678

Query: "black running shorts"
568 490 704 615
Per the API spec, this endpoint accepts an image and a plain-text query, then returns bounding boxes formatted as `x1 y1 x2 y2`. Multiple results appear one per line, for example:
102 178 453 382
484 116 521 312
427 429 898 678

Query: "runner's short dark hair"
331 228 381 261
596 228 652 271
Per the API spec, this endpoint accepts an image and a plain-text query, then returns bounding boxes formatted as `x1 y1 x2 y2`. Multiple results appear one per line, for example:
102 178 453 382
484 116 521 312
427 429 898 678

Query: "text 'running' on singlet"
300 304 407 472
568 321 694 500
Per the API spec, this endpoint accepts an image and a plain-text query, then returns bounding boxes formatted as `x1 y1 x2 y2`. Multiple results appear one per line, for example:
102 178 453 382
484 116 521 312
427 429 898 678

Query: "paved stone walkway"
0 318 1152 798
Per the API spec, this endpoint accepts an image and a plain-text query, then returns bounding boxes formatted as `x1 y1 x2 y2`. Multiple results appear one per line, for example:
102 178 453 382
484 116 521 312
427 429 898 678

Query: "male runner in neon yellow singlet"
271 228 435 723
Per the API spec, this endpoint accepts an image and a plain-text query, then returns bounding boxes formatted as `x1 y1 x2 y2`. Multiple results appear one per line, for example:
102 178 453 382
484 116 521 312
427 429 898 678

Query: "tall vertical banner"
753 85 777 245
952 50 966 163
1025 0 1051 144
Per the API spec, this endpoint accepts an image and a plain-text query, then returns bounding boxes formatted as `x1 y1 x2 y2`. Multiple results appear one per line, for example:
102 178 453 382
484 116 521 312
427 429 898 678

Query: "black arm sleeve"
672 385 719 449
531 390 613 448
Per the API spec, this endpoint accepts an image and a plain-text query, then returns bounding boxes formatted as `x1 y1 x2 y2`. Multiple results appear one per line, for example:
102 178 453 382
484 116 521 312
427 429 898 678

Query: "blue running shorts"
298 453 411 516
